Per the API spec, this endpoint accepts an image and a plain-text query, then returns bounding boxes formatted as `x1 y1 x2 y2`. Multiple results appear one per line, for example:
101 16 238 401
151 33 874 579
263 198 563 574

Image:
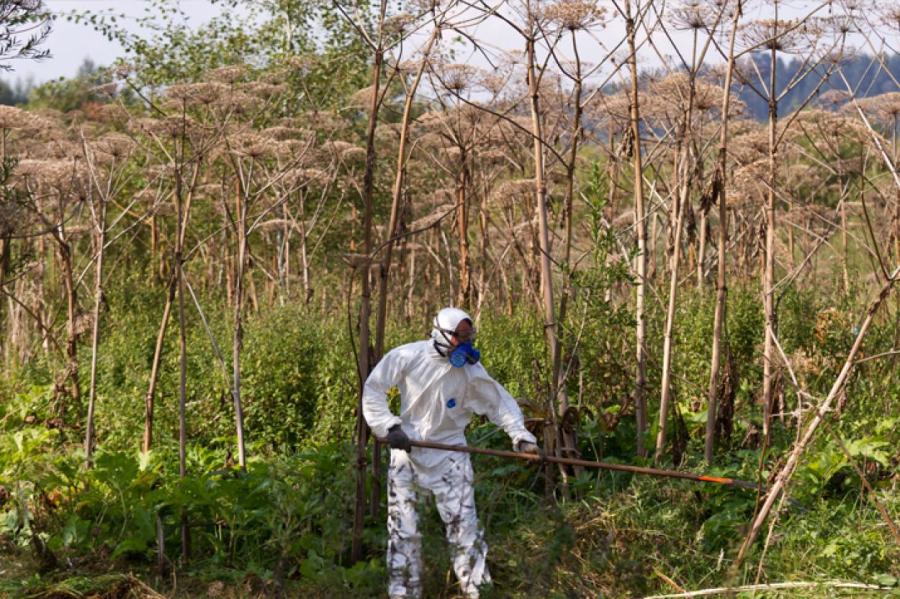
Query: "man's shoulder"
385 339 432 360
466 361 494 381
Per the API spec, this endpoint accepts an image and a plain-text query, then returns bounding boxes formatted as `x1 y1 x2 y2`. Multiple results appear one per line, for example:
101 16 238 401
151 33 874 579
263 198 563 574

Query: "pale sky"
3 0 893 90
5 0 234 85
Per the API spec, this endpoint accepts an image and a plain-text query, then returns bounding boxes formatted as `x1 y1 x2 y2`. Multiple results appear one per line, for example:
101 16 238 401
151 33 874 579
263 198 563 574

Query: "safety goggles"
438 326 477 344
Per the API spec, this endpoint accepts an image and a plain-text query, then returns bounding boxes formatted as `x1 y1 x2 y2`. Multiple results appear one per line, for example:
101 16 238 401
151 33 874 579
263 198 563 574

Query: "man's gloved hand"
386 424 412 452
516 440 540 455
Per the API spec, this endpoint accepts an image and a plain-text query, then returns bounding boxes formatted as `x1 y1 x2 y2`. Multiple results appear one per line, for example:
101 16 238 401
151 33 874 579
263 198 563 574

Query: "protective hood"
431 307 478 366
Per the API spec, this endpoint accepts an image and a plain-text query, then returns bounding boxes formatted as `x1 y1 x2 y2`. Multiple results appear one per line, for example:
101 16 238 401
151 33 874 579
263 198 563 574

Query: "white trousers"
387 449 490 599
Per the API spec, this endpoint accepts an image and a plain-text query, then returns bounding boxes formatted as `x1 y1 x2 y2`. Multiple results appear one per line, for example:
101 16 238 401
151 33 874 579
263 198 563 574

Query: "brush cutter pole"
378 438 760 492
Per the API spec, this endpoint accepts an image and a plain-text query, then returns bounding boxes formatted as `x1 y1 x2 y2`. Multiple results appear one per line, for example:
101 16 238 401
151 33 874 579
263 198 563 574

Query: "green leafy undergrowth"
2 382 897 598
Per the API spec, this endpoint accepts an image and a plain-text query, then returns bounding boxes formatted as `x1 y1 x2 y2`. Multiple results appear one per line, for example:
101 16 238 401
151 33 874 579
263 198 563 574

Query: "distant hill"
737 52 900 120
0 77 32 106
3 53 897 121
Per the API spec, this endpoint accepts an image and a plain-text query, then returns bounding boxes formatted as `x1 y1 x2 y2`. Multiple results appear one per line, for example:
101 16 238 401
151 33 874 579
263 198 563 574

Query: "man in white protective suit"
363 307 539 599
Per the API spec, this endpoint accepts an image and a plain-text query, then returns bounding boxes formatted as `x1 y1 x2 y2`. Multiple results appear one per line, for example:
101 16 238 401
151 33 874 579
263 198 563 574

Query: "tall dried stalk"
654 158 688 463
174 104 191 563
706 0 743 464
348 0 389 563
761 22 779 445
143 162 198 454
624 0 649 457
143 275 175 454
654 8 717 462
526 2 564 474
555 21 588 460
231 176 249 472
371 20 444 517
82 141 109 466
50 212 80 417
374 27 442 361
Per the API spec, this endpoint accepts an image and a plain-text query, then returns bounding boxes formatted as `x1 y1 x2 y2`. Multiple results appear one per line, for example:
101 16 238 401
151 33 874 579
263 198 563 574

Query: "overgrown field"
2 282 897 597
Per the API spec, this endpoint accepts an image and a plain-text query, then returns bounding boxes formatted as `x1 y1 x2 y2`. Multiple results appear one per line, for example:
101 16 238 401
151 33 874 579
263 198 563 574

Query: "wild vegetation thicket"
0 0 898 597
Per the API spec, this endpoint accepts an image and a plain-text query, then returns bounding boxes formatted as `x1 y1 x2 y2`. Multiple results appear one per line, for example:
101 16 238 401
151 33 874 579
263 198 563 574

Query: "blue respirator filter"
449 342 481 368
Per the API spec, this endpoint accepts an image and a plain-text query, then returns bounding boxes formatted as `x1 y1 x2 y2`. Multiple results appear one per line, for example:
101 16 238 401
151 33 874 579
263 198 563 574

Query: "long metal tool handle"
378 437 761 492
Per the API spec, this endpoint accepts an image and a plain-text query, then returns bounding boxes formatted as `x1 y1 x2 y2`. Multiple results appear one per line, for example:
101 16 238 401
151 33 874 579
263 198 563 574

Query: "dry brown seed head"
128 115 209 139
409 0 449 12
668 0 711 31
815 89 850 110
384 13 416 36
883 7 900 30
284 167 329 187
193 82 229 105
543 0 607 30
277 139 314 157
479 72 510 96
871 92 900 119
212 90 259 114
321 140 356 158
415 110 446 128
425 187 455 206
0 106 30 130
340 146 367 163
93 103 131 124
195 183 223 200
350 85 376 109
410 201 454 230
227 132 273 158
282 55 315 72
14 158 86 189
93 133 137 159
825 45 858 66
204 65 248 84
646 73 724 115
165 83 198 103
413 131 444 148
90 82 119 97
823 14 858 36
262 126 308 141
301 110 344 133
836 0 873 13
801 110 880 143
41 140 81 160
34 108 65 123
730 129 768 163
396 59 424 76
478 149 509 163
239 81 287 99
374 125 399 146
113 61 134 80
493 178 536 200
740 19 808 53
440 64 479 93
443 146 462 160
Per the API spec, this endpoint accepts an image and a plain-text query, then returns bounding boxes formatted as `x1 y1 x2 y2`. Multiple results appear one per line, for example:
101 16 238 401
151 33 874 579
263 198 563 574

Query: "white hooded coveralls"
363 338 536 599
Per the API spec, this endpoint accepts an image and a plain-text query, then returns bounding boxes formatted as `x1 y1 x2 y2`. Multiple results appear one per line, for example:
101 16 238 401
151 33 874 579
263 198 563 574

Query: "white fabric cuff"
374 416 403 440
511 430 537 448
